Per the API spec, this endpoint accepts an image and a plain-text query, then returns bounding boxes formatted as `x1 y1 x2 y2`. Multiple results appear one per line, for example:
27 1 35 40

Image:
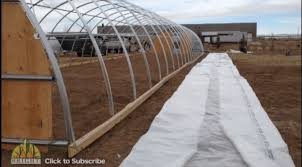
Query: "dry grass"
205 38 301 56
231 54 301 66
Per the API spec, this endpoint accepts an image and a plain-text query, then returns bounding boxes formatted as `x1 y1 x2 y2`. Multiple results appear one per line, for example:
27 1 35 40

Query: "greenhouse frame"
2 0 204 157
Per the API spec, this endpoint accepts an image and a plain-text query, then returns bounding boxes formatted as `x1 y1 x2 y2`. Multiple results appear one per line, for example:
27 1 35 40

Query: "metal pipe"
1 74 54 81
106 10 163 81
91 0 137 100
67 0 115 115
107 1 152 88
19 0 76 142
2 138 69 146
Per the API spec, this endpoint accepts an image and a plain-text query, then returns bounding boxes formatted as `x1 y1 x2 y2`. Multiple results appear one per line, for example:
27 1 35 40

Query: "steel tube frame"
1 74 54 81
2 138 69 146
128 3 194 63
108 11 163 80
184 27 204 55
29 0 202 110
129 16 170 76
120 15 182 69
116 13 179 67
168 21 193 62
98 1 195 71
67 0 115 116
19 0 76 143
142 18 186 66
92 0 137 100
94 10 164 80
52 7 118 58
13 0 204 146
115 12 186 71
97 3 193 76
131 15 171 75
155 17 191 64
96 6 190 76
135 18 187 66
142 17 176 71
118 2 187 67
107 1 152 88
62 3 196 96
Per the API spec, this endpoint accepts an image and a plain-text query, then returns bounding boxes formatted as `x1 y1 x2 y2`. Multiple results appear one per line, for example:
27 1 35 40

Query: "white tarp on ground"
120 53 295 167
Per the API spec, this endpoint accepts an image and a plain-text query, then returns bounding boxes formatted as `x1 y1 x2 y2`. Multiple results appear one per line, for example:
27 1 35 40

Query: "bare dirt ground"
2 39 300 167
231 55 301 167
1 53 204 167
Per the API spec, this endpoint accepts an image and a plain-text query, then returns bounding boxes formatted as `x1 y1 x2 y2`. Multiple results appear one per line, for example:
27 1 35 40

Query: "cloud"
128 0 301 21
28 0 301 34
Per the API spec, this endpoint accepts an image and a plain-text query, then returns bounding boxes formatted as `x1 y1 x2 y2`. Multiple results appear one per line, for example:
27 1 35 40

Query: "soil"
231 55 301 167
1 53 205 167
2 40 301 167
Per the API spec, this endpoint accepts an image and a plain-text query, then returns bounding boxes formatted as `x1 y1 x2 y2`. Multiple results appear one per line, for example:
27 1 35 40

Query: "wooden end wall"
1 2 53 141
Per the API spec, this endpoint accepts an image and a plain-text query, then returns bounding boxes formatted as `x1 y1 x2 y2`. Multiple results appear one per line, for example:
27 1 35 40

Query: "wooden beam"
68 54 203 158
59 60 98 68
59 55 125 68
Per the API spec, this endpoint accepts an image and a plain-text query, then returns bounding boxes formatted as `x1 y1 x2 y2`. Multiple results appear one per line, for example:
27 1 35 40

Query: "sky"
128 0 301 35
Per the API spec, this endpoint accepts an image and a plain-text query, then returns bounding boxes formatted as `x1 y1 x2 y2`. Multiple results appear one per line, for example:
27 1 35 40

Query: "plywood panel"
1 80 52 140
1 3 53 141
1 3 51 75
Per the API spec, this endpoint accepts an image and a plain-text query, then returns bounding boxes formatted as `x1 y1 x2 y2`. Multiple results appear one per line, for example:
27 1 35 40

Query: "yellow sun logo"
11 140 41 164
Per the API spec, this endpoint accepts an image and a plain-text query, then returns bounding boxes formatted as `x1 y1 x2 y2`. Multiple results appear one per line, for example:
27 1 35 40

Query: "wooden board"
1 3 53 141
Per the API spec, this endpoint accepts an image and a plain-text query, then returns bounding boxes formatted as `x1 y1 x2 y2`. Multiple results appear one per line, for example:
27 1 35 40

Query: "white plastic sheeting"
120 53 295 167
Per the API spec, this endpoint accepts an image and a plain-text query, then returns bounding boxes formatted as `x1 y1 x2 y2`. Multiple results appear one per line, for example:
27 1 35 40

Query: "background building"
183 23 257 43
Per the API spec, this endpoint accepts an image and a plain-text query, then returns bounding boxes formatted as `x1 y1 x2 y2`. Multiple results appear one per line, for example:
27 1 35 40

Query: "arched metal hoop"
18 0 204 143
